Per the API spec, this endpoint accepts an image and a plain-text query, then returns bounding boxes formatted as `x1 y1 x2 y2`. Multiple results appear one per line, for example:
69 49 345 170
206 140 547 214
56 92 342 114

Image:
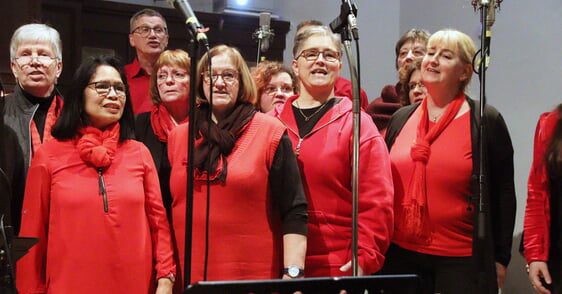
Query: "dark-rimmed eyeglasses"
296 49 340 62
132 25 168 37
87 81 127 97
14 55 57 67
202 70 239 84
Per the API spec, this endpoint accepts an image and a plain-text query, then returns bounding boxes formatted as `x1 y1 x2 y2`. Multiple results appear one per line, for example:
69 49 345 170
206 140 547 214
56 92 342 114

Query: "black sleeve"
487 107 517 266
269 133 308 236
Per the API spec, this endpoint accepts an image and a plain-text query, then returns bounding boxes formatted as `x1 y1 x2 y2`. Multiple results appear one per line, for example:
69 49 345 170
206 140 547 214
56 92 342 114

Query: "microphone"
483 0 496 67
254 12 275 53
329 0 359 40
166 0 209 48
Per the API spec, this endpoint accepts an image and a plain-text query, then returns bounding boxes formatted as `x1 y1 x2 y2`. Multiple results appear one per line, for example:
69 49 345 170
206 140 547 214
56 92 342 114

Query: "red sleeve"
354 113 394 274
523 111 558 263
16 149 51 294
140 144 177 279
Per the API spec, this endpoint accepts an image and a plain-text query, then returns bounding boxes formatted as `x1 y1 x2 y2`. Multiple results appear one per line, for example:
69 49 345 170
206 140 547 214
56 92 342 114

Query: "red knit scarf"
150 104 188 143
76 123 120 168
395 92 465 244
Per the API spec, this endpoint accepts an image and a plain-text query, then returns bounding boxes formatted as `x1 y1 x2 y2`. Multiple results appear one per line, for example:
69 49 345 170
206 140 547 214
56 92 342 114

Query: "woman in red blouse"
524 104 562 294
16 55 176 294
383 29 516 294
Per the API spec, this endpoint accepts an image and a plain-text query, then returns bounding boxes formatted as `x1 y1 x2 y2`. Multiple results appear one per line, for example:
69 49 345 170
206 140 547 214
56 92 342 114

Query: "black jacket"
385 97 516 293
134 112 173 215
1 96 25 234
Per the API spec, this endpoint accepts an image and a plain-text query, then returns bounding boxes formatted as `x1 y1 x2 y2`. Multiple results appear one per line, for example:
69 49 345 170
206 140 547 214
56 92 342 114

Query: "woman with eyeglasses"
271 25 394 277
167 45 308 285
135 49 190 216
251 60 297 112
2 23 64 234
397 60 426 106
16 55 176 294
382 29 515 294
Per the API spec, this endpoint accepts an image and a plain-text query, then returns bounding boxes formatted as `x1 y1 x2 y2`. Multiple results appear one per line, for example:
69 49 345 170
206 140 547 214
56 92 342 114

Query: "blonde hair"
427 29 476 92
196 45 257 106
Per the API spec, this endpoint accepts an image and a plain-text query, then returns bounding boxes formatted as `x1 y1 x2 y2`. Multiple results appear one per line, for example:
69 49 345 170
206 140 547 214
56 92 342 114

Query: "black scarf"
193 102 256 182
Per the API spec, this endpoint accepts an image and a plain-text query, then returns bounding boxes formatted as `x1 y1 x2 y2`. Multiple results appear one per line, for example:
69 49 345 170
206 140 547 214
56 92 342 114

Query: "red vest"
168 113 286 285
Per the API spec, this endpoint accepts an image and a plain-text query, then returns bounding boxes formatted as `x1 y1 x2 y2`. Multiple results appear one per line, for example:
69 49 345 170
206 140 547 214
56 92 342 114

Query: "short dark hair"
52 55 134 142
394 28 430 70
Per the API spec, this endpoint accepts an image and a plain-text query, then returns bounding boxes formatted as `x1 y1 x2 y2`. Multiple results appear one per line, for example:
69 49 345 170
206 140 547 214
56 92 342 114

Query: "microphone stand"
471 0 499 292
330 0 361 277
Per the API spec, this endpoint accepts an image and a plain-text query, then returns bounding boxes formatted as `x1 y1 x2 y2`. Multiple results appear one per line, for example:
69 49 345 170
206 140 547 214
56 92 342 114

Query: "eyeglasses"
157 71 189 82
14 55 57 66
264 85 294 95
88 81 127 97
202 70 239 84
296 49 340 62
408 82 425 91
132 25 168 37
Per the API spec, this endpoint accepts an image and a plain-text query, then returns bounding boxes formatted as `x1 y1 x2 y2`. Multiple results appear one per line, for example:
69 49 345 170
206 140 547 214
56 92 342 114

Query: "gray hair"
293 26 341 58
129 8 167 32
10 23 62 61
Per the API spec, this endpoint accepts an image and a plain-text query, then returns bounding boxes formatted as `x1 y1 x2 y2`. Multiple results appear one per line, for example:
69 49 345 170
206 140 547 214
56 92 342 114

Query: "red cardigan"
168 112 287 285
272 96 394 276
524 109 559 263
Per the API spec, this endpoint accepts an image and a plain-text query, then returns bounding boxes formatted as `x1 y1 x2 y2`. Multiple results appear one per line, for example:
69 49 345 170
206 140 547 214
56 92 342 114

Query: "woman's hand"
528 261 552 294
495 262 506 289
155 277 174 294
339 261 365 276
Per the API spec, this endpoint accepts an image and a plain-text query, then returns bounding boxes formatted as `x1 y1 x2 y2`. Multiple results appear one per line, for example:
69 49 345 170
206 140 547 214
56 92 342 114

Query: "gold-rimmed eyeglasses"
408 82 425 91
88 81 127 97
157 71 189 82
14 55 57 67
263 85 294 96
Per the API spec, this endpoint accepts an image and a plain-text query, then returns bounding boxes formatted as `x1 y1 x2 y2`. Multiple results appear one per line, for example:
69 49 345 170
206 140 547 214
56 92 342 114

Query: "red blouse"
16 139 175 294
390 108 473 256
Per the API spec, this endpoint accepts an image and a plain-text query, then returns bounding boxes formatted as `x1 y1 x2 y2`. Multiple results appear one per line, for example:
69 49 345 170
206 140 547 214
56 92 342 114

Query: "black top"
23 90 55 140
292 98 338 137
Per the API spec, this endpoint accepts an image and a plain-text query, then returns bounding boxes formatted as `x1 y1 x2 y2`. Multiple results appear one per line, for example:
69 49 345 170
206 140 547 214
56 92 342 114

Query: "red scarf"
76 123 120 168
150 104 187 142
395 92 465 244
30 95 63 156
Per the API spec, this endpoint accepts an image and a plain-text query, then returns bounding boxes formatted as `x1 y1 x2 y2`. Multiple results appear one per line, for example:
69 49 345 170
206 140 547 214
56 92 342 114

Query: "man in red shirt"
125 9 169 114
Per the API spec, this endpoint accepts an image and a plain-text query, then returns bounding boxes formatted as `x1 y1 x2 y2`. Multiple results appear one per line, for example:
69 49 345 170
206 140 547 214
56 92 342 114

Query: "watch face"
288 266 300 277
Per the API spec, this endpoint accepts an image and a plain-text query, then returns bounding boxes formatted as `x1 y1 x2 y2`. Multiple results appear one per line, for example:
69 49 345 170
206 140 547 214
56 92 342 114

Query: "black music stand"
0 216 39 292
183 274 421 294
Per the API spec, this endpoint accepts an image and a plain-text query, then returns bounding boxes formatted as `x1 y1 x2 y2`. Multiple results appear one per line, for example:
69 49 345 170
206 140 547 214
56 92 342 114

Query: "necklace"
295 99 328 121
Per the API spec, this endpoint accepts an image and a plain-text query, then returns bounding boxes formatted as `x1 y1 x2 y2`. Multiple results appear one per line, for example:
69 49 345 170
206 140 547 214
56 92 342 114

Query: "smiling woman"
16 55 176 294
271 25 394 277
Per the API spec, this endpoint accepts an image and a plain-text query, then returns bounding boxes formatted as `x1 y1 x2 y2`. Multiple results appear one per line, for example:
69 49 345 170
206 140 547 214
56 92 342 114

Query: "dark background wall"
0 0 289 94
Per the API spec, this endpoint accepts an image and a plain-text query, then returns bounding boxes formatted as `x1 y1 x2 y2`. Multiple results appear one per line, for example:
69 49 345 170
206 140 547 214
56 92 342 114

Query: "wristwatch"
283 266 304 278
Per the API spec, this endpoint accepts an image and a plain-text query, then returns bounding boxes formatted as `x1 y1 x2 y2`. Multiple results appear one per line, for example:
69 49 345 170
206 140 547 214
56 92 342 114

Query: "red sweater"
168 112 286 285
17 139 175 294
524 110 559 263
272 96 394 276
334 76 369 110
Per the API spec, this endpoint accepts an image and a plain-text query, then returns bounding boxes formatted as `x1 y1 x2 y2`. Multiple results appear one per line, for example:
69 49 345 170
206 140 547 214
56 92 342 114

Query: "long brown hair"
546 103 562 177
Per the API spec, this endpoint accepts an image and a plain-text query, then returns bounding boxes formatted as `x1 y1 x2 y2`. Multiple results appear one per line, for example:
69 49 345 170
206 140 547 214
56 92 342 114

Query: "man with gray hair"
125 8 169 114
2 23 63 234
